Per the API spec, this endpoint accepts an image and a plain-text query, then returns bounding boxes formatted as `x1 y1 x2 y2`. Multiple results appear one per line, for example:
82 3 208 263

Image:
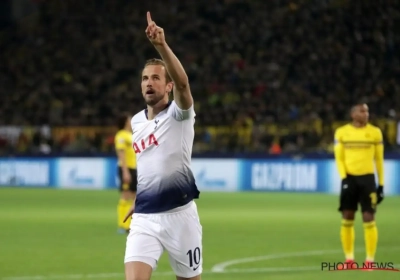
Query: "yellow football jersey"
334 123 384 185
114 130 136 169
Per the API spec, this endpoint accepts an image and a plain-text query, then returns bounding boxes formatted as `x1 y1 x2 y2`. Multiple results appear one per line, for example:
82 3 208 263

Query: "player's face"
141 65 173 106
353 104 369 124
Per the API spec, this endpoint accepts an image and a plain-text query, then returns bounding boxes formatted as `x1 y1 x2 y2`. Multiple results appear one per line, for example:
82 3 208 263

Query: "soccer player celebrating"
123 12 202 280
334 102 384 269
114 113 137 234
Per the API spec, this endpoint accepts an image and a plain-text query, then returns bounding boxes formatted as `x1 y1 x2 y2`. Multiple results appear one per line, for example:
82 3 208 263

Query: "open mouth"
146 89 155 95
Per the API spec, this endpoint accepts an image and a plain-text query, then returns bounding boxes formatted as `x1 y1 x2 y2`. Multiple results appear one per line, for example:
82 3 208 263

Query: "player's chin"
145 96 160 106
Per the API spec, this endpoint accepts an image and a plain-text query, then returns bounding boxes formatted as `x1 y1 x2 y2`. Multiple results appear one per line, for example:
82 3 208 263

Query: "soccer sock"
117 199 128 229
364 221 378 261
122 199 134 230
340 219 355 260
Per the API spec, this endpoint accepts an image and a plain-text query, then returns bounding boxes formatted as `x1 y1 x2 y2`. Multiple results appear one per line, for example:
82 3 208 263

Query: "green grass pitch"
0 187 399 280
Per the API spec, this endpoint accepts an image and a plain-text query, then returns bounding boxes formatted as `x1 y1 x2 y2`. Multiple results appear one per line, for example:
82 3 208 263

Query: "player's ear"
166 82 174 94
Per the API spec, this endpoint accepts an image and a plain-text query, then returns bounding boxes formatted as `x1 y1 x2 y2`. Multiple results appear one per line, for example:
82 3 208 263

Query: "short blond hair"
143 58 172 83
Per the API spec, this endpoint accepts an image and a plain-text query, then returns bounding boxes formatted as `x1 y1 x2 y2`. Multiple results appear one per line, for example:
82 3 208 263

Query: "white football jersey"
130 101 200 213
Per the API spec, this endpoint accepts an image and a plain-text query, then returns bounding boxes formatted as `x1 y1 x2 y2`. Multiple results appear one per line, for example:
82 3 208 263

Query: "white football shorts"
124 200 203 278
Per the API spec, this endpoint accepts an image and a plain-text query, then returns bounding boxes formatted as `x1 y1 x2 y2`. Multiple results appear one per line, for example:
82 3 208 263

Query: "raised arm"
145 11 193 110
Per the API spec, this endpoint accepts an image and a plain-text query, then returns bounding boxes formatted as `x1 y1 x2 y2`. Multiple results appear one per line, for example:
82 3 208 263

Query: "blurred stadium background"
1 0 400 279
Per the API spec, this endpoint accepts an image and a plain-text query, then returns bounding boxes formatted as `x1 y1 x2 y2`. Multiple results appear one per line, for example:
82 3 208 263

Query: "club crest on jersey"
133 133 159 154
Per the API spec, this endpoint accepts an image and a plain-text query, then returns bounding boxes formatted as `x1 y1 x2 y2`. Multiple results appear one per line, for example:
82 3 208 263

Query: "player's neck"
351 121 367 128
146 102 169 120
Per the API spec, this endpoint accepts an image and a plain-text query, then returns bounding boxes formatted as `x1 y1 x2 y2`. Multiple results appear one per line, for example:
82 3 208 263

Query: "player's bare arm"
145 11 193 110
375 128 385 203
117 149 131 184
334 128 347 180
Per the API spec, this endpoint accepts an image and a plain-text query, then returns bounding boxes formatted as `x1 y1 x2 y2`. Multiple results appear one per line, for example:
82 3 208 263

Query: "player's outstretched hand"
145 11 165 46
123 204 135 223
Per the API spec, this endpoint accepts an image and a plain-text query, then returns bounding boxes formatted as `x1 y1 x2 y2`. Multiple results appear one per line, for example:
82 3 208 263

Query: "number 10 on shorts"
187 247 201 270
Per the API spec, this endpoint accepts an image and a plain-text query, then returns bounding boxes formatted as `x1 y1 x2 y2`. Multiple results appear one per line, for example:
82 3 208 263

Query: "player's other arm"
374 128 384 187
333 128 347 179
146 12 193 110
117 149 128 171
115 137 131 184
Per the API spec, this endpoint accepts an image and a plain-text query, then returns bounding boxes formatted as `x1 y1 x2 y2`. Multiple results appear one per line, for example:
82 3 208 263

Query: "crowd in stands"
1 0 400 155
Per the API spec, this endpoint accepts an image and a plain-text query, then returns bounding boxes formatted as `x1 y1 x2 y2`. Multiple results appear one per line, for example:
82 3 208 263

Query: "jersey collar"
145 101 172 120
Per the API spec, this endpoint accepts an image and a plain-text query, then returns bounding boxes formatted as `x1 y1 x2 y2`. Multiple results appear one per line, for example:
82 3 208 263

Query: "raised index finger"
147 11 153 25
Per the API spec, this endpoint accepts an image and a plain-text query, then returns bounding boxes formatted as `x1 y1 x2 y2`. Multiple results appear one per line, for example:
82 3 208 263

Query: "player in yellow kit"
334 102 384 269
115 114 137 234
